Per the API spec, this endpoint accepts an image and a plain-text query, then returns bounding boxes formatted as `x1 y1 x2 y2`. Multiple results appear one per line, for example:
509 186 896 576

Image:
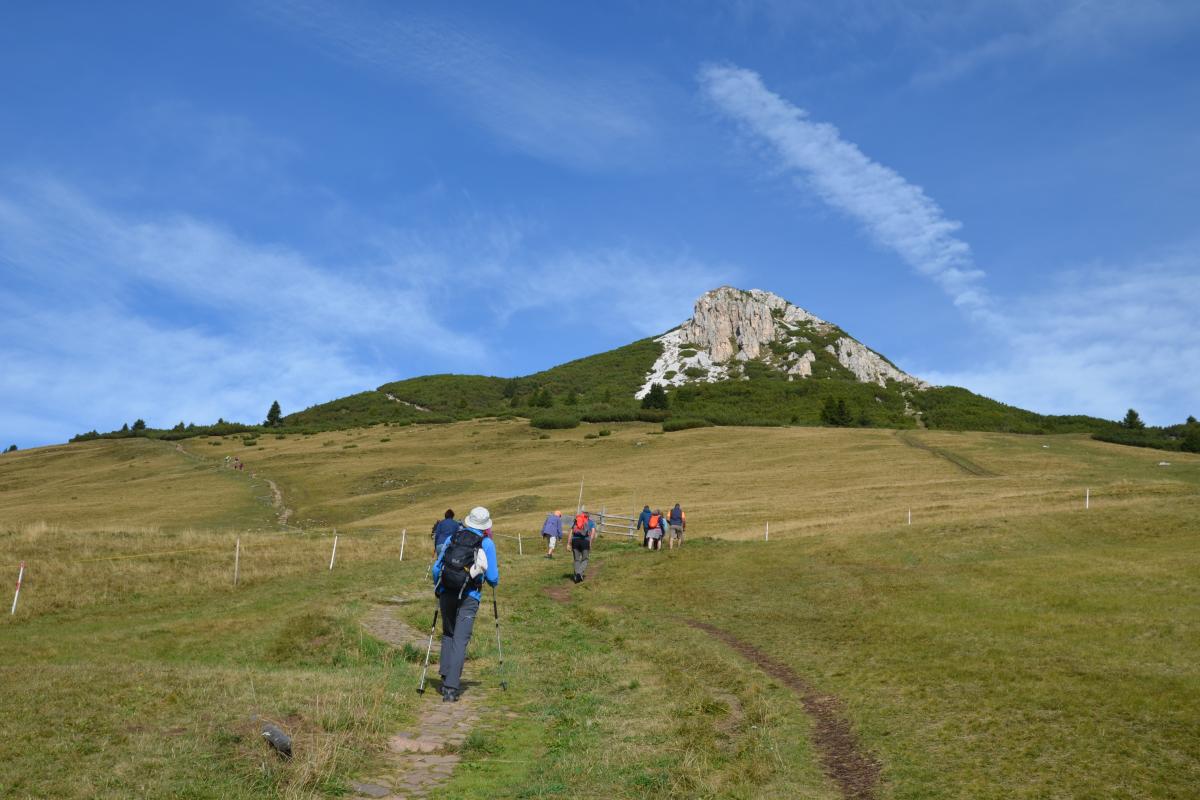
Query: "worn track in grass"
686 620 881 800
895 431 996 477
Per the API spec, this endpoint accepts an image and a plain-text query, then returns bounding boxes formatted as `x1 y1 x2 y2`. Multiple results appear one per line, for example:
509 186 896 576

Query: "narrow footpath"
686 620 881 800
347 605 482 799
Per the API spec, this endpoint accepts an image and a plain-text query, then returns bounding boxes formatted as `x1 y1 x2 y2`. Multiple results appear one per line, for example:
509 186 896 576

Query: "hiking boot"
572 574 581 583
579 573 585 582
442 687 456 703
545 554 553 559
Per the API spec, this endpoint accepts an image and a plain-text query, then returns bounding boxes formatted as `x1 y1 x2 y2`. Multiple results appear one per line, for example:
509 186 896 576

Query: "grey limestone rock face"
636 286 928 397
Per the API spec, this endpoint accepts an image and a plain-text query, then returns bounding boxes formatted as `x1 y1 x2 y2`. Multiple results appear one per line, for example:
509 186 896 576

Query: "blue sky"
2 1 1198 448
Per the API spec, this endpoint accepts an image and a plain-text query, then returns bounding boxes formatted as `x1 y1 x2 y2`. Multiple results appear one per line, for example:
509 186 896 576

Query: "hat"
464 506 492 531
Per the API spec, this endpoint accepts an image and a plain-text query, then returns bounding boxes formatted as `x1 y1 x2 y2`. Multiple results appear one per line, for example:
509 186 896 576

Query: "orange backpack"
573 513 588 534
648 514 661 530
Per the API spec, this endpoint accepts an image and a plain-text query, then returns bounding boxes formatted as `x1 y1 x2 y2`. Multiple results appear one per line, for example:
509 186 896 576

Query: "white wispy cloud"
698 64 1198 424
920 250 1200 425
699 64 988 312
0 176 485 444
259 0 675 170
491 249 732 337
0 176 736 446
911 0 1200 87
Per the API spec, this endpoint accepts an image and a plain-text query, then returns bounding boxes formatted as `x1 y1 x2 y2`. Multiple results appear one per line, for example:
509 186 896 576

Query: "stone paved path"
349 605 481 799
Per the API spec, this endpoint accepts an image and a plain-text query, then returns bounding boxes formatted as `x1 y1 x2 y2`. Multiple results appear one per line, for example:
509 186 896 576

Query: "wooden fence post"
10 561 24 615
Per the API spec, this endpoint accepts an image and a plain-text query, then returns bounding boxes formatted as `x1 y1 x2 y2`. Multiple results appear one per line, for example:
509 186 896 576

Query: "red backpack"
648 514 661 530
573 513 588 534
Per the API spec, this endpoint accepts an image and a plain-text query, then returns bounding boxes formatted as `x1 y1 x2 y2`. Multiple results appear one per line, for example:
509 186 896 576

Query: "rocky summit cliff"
637 287 929 398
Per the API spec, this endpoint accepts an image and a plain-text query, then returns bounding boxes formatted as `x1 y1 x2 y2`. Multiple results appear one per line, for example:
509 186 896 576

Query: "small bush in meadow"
663 418 713 432
530 412 580 430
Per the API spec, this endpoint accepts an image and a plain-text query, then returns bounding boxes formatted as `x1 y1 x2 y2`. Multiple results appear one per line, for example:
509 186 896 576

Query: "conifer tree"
266 400 282 427
1122 409 1145 430
641 383 668 410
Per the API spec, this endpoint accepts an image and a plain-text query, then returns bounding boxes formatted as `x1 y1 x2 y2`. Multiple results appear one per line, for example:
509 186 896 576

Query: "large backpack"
669 506 683 525
572 513 588 534
440 528 484 596
648 513 661 530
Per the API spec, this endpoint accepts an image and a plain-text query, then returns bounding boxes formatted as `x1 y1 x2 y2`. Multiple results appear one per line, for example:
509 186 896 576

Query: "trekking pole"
491 584 507 690
416 605 440 695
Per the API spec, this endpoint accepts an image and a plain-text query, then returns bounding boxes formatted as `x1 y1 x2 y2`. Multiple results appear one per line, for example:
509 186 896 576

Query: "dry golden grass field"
1 421 1197 798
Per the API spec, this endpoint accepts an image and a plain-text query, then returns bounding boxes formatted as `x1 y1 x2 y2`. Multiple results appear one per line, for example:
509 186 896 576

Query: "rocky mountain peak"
636 286 929 398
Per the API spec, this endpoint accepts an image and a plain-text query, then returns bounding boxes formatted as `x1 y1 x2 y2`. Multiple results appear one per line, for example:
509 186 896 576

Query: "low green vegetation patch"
662 418 714 432
530 412 581 430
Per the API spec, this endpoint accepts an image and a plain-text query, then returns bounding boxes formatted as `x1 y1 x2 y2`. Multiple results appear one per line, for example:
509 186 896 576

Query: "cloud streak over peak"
262 0 674 171
699 64 988 313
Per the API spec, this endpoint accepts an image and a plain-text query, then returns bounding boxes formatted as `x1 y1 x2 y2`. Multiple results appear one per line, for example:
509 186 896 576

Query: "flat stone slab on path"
348 606 482 800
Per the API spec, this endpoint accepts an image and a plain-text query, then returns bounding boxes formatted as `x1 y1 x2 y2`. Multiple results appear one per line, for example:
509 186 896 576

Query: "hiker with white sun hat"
431 505 500 702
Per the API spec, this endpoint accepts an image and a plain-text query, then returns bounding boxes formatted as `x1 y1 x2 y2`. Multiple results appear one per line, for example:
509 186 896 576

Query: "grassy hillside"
68 325 1182 445
0 437 274 530
2 424 1198 798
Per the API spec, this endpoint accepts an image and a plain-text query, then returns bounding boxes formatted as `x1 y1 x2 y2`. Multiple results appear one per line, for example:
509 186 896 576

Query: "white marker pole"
518 533 523 556
1085 488 1090 510
329 534 339 570
908 509 912 526
10 561 24 615
576 477 584 513
399 528 407 562
233 538 241 586
764 522 769 542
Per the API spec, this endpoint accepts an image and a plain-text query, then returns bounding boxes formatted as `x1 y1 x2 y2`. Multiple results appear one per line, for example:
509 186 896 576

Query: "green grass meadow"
1 423 1198 797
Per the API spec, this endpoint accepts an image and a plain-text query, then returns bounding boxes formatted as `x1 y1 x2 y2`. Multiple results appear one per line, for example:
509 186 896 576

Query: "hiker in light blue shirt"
431 506 499 702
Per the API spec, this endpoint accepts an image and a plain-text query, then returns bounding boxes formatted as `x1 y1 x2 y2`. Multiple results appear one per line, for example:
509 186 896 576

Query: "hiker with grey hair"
431 506 500 702
541 509 564 558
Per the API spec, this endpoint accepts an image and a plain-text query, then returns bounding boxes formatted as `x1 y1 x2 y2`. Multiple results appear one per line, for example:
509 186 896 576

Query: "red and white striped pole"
11 561 25 615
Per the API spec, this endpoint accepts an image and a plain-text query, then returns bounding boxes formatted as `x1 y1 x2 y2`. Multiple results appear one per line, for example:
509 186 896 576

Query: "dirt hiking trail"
169 440 294 526
686 620 881 800
349 605 483 799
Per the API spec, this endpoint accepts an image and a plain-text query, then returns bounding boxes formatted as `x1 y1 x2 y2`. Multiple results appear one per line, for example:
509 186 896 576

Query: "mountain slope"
63 285 1132 440
281 286 1119 435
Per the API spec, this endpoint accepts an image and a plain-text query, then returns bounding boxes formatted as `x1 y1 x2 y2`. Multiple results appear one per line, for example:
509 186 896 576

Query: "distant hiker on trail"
636 505 653 547
667 503 686 549
431 506 499 702
431 509 460 555
571 510 596 583
541 510 564 559
646 509 666 551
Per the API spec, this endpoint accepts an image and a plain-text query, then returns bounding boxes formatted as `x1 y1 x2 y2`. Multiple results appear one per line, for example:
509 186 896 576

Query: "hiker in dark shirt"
431 509 460 555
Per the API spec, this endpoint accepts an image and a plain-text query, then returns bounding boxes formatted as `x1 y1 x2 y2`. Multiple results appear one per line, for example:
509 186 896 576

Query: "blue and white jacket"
431 526 500 602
